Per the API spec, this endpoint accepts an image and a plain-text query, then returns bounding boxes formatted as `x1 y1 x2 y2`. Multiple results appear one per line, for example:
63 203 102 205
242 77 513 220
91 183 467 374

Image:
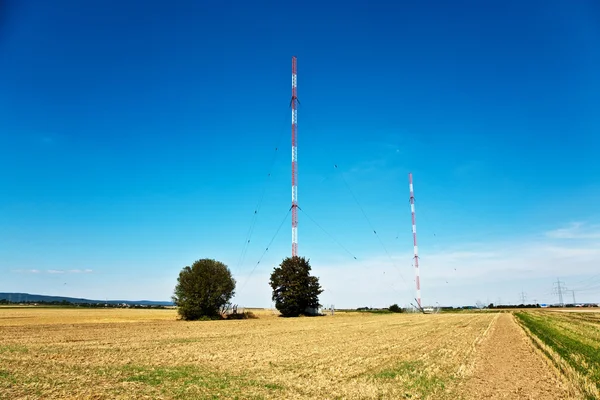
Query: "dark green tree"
173 259 236 320
269 256 323 317
389 304 402 313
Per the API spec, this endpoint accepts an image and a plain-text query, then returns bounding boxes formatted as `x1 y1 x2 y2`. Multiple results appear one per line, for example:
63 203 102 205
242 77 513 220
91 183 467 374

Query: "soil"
457 313 580 400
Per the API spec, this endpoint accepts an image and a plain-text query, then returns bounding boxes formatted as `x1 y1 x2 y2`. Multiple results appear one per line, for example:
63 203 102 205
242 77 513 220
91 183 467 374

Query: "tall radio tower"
291 56 299 257
409 173 421 308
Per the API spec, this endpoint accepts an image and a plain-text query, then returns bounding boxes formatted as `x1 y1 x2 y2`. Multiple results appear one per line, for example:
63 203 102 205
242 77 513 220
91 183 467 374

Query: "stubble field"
516 310 600 399
0 307 589 399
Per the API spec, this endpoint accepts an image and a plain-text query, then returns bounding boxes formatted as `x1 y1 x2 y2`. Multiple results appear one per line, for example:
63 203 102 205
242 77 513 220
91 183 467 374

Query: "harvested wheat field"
0 307 586 399
456 313 579 400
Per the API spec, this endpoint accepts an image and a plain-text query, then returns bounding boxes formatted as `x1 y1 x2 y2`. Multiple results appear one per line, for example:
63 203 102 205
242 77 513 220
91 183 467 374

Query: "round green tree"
269 256 323 317
173 259 236 320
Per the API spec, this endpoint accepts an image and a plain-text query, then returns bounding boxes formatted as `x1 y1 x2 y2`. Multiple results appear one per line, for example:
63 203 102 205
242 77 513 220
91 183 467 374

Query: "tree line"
0 299 167 309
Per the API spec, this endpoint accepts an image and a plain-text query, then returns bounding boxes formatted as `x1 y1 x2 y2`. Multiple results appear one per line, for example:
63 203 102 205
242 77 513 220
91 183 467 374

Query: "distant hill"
0 292 173 306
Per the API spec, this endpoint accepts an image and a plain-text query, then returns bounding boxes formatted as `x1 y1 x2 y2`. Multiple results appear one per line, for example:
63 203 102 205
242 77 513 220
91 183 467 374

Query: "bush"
389 304 403 313
226 311 258 320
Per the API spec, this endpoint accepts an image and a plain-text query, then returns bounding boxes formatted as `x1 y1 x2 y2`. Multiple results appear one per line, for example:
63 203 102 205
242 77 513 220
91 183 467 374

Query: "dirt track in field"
458 313 579 400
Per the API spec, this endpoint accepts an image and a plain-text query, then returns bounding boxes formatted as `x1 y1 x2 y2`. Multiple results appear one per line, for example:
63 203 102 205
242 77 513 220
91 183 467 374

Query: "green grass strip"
515 312 599 399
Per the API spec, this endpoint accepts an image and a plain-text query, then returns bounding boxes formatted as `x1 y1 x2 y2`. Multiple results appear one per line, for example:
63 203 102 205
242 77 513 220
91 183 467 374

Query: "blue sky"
1 0 599 307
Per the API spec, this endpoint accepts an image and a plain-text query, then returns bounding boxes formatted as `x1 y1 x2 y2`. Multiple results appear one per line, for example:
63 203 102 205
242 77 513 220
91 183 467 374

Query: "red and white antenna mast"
409 173 421 308
291 56 298 257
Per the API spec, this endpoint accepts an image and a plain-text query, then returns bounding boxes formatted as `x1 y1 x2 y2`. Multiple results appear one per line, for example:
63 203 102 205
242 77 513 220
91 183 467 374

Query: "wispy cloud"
545 222 600 240
232 221 600 308
11 269 93 274
10 269 41 274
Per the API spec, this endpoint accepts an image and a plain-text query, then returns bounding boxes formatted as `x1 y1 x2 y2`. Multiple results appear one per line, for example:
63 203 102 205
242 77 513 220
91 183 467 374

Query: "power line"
576 285 600 293
334 164 409 288
235 170 270 273
237 208 291 294
570 272 600 287
571 274 600 291
298 206 357 261
298 206 407 297
234 109 289 276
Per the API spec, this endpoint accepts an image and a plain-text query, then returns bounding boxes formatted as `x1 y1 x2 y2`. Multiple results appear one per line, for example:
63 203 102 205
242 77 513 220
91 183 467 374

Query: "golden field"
0 307 498 399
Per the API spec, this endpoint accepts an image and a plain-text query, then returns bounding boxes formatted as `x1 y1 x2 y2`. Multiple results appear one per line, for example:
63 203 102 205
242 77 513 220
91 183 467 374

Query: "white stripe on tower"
291 56 298 257
409 173 421 308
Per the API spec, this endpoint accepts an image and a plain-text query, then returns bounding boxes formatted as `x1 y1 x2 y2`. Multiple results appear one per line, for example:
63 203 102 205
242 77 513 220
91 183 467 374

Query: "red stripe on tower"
291 57 298 257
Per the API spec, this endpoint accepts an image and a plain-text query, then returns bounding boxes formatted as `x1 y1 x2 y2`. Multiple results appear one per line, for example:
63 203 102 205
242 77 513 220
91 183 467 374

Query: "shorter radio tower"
409 173 421 308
